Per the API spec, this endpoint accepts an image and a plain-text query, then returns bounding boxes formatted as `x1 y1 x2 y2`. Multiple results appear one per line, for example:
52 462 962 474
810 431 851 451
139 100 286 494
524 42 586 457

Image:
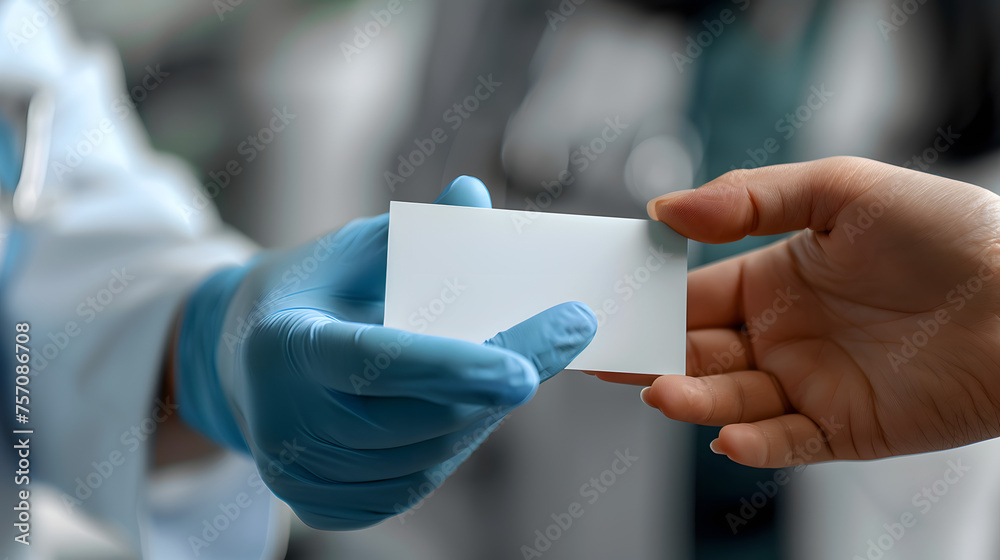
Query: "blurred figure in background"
8 0 1000 558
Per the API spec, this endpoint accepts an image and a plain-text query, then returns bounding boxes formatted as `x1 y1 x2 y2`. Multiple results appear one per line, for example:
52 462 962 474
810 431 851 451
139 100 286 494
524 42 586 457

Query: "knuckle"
716 167 754 188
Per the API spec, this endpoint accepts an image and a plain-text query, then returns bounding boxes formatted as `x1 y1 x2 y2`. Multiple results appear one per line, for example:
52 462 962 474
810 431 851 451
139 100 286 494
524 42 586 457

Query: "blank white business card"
384 202 687 375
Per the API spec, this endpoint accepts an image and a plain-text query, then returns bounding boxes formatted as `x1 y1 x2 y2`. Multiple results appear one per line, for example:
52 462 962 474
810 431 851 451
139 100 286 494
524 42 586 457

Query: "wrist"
175 265 253 453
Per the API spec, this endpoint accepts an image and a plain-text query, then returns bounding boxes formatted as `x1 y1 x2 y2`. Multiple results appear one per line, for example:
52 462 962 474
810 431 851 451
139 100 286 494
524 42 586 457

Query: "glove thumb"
433 175 493 208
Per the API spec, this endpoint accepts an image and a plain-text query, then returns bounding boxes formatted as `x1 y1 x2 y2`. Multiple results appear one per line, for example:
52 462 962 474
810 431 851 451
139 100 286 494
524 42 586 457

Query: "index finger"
322 320 540 406
250 309 540 407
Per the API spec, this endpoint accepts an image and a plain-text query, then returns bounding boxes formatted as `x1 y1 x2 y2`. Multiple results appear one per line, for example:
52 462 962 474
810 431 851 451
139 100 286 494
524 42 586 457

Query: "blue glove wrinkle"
276 414 501 484
313 321 540 407
280 470 438 530
182 176 602 530
483 301 598 382
308 215 389 301
433 415 506 469
248 310 508 449
311 390 493 451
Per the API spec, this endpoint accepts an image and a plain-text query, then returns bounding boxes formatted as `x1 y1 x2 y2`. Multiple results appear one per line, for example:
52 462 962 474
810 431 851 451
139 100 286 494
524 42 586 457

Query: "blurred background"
35 0 1000 558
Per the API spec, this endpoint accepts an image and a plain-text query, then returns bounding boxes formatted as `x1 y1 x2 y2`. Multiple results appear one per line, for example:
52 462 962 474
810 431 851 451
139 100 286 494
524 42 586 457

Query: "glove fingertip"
493 350 541 408
434 175 493 208
533 302 598 382
561 301 599 342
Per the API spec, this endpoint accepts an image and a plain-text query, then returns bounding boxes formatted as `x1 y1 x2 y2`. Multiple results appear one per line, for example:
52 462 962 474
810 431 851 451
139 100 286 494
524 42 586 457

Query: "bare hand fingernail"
710 439 724 455
647 189 696 220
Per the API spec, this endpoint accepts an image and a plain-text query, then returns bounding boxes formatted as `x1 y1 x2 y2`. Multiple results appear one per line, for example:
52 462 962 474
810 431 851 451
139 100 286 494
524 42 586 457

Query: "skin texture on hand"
606 157 1000 468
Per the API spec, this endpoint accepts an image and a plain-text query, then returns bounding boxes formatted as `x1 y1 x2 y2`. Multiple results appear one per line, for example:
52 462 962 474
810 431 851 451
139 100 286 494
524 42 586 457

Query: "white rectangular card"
384 202 687 375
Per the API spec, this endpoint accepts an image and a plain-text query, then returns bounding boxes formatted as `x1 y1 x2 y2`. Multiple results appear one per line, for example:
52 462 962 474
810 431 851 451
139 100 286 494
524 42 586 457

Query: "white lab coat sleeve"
0 0 266 553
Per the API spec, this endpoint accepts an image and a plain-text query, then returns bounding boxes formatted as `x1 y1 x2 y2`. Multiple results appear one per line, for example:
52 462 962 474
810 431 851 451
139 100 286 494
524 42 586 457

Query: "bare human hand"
601 157 1000 468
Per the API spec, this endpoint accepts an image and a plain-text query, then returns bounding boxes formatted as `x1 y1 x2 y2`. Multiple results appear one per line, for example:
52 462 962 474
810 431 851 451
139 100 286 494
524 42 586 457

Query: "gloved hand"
175 176 598 529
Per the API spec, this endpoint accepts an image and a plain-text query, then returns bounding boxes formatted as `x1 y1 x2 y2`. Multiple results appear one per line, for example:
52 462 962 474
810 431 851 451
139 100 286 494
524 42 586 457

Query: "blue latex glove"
176 176 598 529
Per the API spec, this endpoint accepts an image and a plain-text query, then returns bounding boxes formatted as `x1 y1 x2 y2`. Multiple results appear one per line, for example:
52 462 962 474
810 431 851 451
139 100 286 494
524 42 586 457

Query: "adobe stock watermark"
886 261 996 372
584 245 675 329
731 84 834 171
877 0 928 41
348 278 467 393
180 106 296 220
188 439 306 556
726 416 843 534
384 74 502 192
51 118 117 181
745 288 800 340
901 126 961 171
111 64 170 121
34 268 137 372
852 458 971 560
843 183 905 245
520 449 639 559
393 406 508 525
824 126 959 246
511 116 629 234
51 65 169 181
545 0 586 31
220 221 435 357
692 288 799 376
341 0 416 63
672 0 750 73
61 397 178 512
221 234 349 356
5 0 86 53
212 0 249 22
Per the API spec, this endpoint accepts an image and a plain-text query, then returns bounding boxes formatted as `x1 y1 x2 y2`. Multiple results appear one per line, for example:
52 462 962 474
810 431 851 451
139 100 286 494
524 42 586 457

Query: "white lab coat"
0 1 284 557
